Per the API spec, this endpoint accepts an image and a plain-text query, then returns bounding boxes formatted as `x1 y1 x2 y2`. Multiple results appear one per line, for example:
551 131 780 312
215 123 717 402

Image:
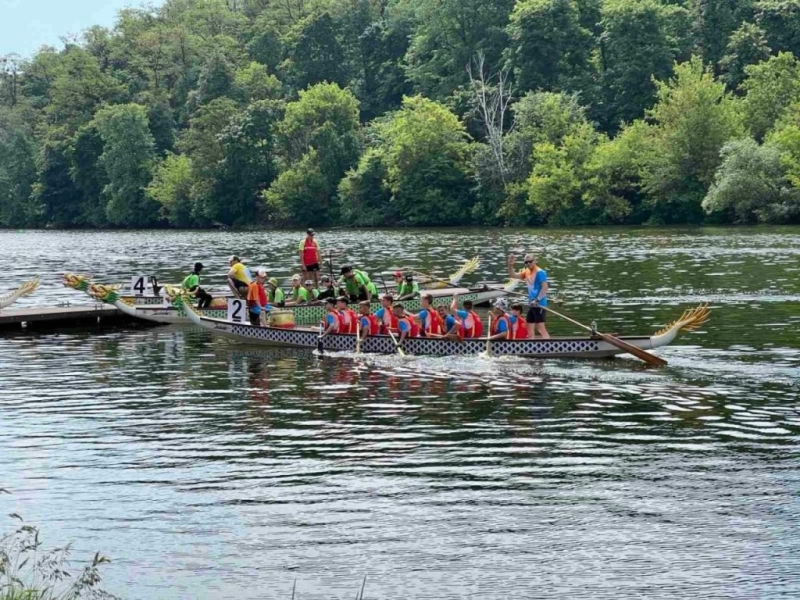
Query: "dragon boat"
87 284 709 360
0 278 40 311
69 273 513 325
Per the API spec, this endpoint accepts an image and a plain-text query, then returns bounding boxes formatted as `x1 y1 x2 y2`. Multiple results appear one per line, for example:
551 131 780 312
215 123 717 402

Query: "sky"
1 0 165 57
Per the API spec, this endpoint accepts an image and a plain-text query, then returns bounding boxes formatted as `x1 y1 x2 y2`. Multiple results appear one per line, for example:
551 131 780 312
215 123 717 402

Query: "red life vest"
339 308 358 334
462 310 483 338
422 307 444 336
379 308 399 334
322 311 342 333
302 237 318 267
490 314 512 338
397 316 420 338
362 313 380 336
512 315 527 339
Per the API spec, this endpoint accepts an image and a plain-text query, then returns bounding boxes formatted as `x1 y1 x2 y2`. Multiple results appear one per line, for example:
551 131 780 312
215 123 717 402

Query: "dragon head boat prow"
62 273 92 292
650 303 711 349
0 277 41 310
87 283 121 304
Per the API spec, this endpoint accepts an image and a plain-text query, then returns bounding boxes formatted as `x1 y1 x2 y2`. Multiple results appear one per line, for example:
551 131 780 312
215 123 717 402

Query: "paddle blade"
599 332 667 366
317 336 324 355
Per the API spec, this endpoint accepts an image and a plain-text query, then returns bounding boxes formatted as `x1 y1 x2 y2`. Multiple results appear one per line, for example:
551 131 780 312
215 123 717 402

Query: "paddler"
508 253 550 339
246 268 268 327
299 228 322 287
321 297 341 335
301 279 320 304
182 262 213 308
450 294 483 338
339 266 378 302
227 255 250 299
510 304 528 339
375 294 398 334
488 299 513 340
415 294 444 337
316 275 337 300
393 304 419 344
266 277 286 307
336 296 358 334
439 305 462 341
287 274 303 304
395 273 420 300
358 301 380 339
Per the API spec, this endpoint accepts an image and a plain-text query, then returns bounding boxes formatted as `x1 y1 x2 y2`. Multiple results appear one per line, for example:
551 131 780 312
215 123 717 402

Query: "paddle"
540 305 667 366
386 327 406 357
355 315 362 354
481 314 493 358
317 323 325 355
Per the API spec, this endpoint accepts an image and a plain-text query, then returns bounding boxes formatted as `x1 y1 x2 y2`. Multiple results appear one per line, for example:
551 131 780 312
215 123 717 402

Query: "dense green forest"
2 0 800 228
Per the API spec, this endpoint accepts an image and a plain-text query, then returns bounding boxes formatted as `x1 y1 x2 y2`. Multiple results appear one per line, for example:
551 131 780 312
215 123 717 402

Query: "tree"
596 0 679 131
740 52 800 140
374 95 474 225
403 0 515 101
689 0 742 66
282 12 349 91
719 23 772 90
338 148 395 225
755 0 800 56
92 103 159 226
263 149 333 225
0 111 39 226
702 138 800 222
147 153 195 226
504 0 594 93
234 61 281 102
641 57 744 223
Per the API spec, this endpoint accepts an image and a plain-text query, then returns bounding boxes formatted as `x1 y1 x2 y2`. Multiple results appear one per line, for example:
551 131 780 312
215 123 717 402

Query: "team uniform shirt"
182 273 200 290
521 267 548 306
246 282 267 314
324 312 340 332
444 315 460 333
375 307 397 332
416 308 444 335
268 287 285 305
396 281 420 297
339 271 378 297
230 263 250 284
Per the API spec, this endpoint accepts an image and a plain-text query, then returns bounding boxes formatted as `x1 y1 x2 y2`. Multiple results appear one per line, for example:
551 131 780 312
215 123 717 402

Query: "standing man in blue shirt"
508 253 550 339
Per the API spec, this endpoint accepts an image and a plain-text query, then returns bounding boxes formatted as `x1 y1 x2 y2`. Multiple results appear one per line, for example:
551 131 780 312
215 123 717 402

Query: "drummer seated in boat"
182 262 213 309
375 295 398 334
395 272 420 301
336 296 358 334
358 301 381 339
316 275 337 301
393 304 420 343
227 255 251 299
246 269 268 327
266 277 286 307
450 294 483 338
321 297 341 336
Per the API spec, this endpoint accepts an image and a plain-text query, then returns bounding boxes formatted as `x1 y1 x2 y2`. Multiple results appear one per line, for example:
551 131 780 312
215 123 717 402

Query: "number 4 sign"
227 298 245 323
130 275 147 296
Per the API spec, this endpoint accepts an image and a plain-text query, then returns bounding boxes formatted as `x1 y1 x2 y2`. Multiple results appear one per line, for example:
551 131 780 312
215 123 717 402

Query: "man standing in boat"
508 253 550 339
228 255 250 299
246 268 268 327
299 228 322 288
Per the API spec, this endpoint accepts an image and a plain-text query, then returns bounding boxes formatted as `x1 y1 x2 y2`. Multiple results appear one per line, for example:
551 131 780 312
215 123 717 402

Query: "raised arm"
507 255 523 279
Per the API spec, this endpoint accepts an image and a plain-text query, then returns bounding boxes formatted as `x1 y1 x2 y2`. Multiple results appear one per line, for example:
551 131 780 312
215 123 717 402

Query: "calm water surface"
1 228 799 599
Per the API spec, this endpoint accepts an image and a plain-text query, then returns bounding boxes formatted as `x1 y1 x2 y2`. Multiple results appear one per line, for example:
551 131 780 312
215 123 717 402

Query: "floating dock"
0 305 144 332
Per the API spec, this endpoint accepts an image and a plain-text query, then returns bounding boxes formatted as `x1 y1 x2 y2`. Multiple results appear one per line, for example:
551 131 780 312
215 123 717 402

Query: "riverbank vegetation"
2 0 800 228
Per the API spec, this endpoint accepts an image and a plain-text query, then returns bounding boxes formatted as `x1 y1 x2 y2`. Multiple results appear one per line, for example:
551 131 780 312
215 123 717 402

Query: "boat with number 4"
97 285 708 360
75 275 514 325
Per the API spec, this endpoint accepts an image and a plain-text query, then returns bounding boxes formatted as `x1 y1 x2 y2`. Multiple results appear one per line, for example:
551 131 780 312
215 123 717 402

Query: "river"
1 227 799 599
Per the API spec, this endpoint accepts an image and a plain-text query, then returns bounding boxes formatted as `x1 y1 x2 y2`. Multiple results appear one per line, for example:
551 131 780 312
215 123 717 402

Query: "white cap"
304 280 314 285
292 274 301 281
493 298 508 311
256 268 267 277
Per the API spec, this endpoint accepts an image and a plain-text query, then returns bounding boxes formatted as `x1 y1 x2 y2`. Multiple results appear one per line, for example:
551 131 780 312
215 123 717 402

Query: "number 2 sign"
227 298 245 323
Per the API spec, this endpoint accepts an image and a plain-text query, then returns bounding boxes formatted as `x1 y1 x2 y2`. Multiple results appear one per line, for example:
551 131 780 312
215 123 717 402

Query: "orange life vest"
302 237 318 267
490 314 512 338
512 315 527 339
462 310 483 338
379 308 399 334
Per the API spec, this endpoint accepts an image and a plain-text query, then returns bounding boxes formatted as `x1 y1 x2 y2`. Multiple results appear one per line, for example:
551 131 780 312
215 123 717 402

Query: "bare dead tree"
467 51 513 185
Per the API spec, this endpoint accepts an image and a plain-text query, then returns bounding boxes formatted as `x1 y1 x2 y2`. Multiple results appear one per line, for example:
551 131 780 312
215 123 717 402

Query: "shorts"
303 263 320 272
249 310 261 327
526 305 546 324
